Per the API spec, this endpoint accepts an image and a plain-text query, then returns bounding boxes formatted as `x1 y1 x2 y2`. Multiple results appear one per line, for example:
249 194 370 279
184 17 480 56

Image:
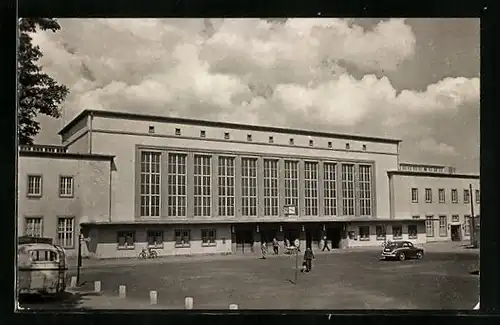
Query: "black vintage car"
380 241 424 261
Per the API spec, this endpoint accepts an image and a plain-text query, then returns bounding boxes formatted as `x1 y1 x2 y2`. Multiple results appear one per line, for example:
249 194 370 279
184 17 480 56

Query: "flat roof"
19 149 115 161
59 109 402 144
388 170 479 179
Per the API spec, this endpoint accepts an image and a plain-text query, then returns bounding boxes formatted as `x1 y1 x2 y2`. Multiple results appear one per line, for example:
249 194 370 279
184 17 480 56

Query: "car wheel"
416 251 423 260
398 252 406 261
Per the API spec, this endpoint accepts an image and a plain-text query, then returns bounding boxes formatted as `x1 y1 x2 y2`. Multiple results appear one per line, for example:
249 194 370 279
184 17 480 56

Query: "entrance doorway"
235 229 253 253
450 225 461 241
327 226 342 249
305 226 321 249
284 228 300 246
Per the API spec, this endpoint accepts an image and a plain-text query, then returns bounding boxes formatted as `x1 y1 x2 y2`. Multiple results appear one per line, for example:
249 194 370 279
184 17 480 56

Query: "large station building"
17 110 480 258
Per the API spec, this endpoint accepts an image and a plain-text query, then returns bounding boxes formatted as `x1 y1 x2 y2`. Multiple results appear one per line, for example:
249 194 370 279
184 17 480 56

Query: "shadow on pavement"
18 291 99 310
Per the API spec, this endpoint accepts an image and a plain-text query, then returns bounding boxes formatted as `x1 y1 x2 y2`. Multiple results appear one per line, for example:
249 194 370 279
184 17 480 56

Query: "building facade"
17 110 480 259
17 145 114 257
389 165 480 243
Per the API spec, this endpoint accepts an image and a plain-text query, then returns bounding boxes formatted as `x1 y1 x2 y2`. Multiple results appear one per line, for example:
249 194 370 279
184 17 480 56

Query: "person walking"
322 235 330 251
272 237 279 255
261 242 267 259
303 247 315 272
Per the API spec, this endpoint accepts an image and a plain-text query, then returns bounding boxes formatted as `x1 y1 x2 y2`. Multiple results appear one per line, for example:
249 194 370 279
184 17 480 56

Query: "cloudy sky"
32 18 480 173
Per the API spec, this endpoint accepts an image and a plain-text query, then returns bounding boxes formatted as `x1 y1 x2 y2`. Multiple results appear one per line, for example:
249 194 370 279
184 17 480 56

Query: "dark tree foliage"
18 18 69 145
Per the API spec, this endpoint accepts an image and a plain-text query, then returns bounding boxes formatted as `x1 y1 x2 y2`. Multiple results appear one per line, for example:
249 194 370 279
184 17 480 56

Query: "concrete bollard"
70 276 77 288
229 304 238 310
150 291 158 305
118 285 126 298
94 281 101 293
185 297 193 309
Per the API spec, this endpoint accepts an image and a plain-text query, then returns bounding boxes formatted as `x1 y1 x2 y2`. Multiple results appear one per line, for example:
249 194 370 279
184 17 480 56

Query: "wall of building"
391 174 479 243
88 224 232 259
347 222 426 247
18 155 112 257
61 115 89 152
86 119 398 223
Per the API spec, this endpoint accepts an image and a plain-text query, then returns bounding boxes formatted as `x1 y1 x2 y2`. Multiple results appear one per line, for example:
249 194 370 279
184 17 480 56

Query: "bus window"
30 250 58 262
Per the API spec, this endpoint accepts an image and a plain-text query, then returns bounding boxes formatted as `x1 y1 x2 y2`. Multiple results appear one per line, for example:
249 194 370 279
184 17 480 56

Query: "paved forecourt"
64 247 479 310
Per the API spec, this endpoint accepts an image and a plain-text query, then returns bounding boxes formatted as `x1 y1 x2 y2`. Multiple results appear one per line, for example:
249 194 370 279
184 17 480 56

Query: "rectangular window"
464 215 471 236
57 217 74 249
408 225 418 239
475 190 480 204
284 161 299 210
263 159 279 216
167 153 187 217
438 189 445 203
463 189 470 204
147 230 163 248
309 139 314 147
224 132 230 140
175 229 191 247
27 175 42 197
268 136 274 144
376 225 386 241
341 164 355 215
117 231 135 250
289 138 294 145
241 158 258 216
411 188 418 203
201 229 216 246
323 163 337 216
140 151 161 218
392 225 402 240
452 215 460 223
439 216 447 237
425 188 432 203
451 189 458 203
328 141 332 148
200 130 206 138
218 157 235 217
175 128 181 136
359 165 372 216
25 217 43 237
247 134 252 142
304 162 318 216
59 176 74 197
426 216 434 237
194 155 211 217
359 226 370 241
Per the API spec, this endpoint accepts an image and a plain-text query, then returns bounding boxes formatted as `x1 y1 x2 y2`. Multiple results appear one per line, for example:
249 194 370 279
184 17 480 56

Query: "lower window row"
358 225 418 241
117 229 217 249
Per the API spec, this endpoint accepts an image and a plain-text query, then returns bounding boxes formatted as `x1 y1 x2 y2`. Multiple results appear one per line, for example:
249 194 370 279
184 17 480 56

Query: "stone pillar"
253 226 260 255
231 225 236 253
299 225 306 250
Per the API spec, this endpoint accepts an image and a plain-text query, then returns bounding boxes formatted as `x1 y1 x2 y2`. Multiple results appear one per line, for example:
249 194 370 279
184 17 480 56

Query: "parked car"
380 241 424 261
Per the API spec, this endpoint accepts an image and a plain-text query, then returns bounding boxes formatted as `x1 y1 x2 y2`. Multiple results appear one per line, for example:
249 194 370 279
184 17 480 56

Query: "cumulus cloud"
31 18 479 171
417 138 458 157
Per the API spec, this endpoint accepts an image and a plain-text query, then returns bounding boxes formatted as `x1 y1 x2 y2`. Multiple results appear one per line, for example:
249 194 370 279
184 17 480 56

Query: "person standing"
272 237 279 255
322 235 330 251
261 242 267 259
303 247 315 272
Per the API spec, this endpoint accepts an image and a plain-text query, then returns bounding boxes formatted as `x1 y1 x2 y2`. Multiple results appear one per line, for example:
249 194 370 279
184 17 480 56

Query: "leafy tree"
18 18 69 145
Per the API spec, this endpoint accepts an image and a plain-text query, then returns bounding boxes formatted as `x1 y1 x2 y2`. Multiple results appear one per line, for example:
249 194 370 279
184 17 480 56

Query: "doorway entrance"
450 225 461 241
235 229 254 253
327 225 342 249
305 226 321 249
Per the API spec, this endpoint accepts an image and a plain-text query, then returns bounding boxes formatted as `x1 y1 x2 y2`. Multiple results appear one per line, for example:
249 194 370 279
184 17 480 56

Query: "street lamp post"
76 231 83 286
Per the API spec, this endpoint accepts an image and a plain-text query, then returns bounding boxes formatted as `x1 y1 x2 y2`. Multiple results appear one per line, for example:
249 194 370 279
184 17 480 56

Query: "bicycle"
139 247 158 259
